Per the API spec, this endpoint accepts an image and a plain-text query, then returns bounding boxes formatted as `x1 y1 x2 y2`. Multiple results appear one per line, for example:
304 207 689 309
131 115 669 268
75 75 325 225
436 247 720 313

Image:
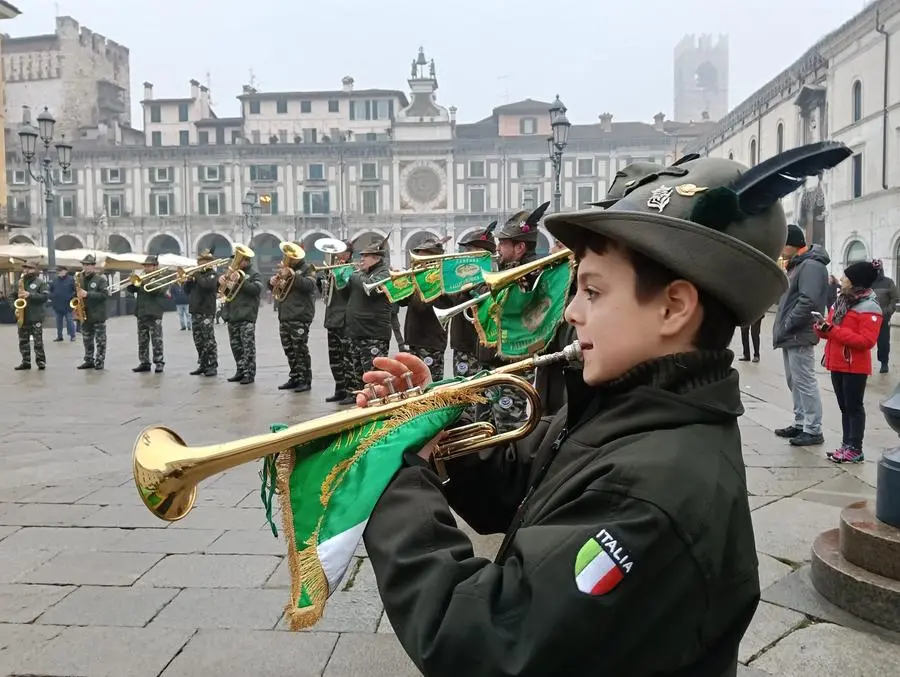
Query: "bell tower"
673 34 729 123
393 46 451 142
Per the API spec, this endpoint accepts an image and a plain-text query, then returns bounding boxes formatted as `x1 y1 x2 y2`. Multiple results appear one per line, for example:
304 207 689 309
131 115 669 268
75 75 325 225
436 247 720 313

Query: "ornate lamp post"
240 190 260 243
547 95 571 213
18 107 73 274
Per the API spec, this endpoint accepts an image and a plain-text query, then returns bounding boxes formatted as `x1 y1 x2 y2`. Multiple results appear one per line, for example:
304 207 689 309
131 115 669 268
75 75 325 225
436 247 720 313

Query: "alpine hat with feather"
458 220 498 253
545 141 853 326
358 231 391 257
497 201 550 243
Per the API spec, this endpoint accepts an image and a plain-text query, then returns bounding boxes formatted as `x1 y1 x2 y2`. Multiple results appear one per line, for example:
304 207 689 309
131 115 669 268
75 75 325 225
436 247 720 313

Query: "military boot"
227 373 243 382
132 364 151 373
189 366 206 375
278 379 299 390
326 389 347 403
77 361 94 370
14 363 30 370
294 383 311 393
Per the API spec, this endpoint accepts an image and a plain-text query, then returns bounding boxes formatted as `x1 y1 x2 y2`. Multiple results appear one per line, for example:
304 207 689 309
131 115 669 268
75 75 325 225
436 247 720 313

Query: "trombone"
142 258 230 293
107 267 172 294
132 339 584 521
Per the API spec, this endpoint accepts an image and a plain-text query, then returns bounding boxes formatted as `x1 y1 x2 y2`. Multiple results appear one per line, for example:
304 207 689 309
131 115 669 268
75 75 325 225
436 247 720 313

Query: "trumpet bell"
314 237 347 255
133 426 197 521
233 244 256 260
13 298 26 310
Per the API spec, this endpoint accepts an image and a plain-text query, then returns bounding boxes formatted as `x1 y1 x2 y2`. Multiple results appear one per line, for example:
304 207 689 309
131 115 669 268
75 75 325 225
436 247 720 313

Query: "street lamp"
547 95 570 213
240 190 260 242
18 106 73 274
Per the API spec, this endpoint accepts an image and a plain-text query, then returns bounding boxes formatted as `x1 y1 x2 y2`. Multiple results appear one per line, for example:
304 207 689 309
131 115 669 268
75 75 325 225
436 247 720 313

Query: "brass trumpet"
434 291 491 330
408 250 497 268
312 262 356 273
362 267 423 296
142 258 230 292
133 340 585 521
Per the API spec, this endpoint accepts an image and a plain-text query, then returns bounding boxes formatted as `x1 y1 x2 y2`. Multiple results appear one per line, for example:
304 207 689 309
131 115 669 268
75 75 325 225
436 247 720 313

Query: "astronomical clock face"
399 160 447 211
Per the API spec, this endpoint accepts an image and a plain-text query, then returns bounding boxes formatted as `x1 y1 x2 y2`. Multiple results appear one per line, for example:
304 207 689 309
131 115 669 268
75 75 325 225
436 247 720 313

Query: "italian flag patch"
574 529 631 595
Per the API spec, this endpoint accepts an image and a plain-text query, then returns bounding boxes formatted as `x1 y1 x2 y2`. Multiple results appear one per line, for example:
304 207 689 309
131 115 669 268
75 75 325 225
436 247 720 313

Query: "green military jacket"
345 260 392 340
272 261 317 323
80 272 109 324
363 350 759 677
321 272 351 331
127 280 167 319
19 273 49 324
185 270 218 316
225 267 263 323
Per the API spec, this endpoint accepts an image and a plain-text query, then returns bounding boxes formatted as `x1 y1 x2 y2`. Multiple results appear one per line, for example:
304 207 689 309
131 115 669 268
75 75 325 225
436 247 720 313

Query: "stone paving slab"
205 528 287 555
36 584 179 627
0 547 60 584
738 601 806 663
150 588 288 630
137 553 282 588
0 525 128 552
750 622 900 676
324 633 420 676
159 629 338 677
103 526 224 554
18 550 164 586
0 501 102 526
284 590 384 634
0 622 66 675
751 497 844 564
8 625 195 677
0 583 76 623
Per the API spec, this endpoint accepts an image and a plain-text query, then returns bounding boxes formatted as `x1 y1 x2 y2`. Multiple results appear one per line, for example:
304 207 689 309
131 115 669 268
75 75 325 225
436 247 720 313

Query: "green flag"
413 265 443 302
379 274 415 303
472 290 504 347
262 381 486 631
331 264 355 290
440 253 492 294
495 261 573 358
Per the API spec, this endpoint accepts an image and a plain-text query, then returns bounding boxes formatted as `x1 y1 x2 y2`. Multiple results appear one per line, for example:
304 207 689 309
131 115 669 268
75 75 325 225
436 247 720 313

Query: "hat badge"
647 185 674 212
675 183 709 197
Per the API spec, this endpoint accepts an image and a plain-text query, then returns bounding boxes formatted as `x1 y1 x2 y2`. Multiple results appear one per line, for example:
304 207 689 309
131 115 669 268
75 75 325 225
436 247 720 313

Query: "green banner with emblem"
495 261 573 358
379 274 415 303
440 253 492 294
331 264 355 290
472 290 503 347
412 266 443 303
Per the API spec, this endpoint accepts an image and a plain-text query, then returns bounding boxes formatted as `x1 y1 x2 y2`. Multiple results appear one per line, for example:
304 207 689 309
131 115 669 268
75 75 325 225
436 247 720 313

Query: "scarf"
832 287 871 325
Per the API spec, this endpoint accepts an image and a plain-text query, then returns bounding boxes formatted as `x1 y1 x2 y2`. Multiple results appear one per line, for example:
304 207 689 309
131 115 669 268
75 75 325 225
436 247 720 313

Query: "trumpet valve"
382 376 404 403
399 371 422 399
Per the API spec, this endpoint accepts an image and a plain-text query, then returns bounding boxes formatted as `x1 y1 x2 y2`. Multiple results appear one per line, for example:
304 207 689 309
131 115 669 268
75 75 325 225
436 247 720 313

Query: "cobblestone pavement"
1 306 899 676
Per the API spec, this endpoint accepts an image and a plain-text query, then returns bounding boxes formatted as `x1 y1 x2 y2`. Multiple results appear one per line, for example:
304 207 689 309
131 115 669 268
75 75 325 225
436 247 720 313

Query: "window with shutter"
198 192 206 215
249 165 258 181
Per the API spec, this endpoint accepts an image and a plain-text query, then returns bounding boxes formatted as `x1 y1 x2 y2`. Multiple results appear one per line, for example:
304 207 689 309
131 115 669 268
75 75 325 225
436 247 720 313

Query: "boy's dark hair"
573 233 738 350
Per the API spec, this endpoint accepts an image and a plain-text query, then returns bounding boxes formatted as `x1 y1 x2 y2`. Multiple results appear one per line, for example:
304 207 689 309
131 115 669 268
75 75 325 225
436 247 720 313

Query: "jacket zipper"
495 426 568 563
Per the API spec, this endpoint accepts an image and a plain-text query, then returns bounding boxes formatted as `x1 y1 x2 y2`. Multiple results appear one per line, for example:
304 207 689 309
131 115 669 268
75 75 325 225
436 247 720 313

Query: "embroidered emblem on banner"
574 528 633 596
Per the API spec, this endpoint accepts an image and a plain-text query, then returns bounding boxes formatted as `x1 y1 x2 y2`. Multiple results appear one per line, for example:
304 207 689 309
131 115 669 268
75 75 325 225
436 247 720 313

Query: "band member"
76 254 109 371
13 260 49 371
319 240 354 402
483 202 549 431
341 233 393 404
222 251 263 385
399 238 453 382
449 224 497 378
185 249 219 377
357 147 840 675
128 255 167 373
270 247 317 393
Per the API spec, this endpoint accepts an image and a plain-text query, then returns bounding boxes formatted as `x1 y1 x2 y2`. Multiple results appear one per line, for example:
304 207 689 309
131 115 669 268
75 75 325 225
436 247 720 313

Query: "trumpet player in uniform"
128 255 167 373
270 242 317 393
13 260 49 371
75 254 109 371
484 202 549 432
185 249 220 377
340 234 393 405
318 240 354 402
221 248 263 385
398 237 453 382
449 223 497 379
355 146 851 676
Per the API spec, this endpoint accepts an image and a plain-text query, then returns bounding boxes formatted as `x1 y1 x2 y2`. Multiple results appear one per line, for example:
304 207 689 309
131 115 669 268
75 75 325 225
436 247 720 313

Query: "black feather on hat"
459 220 498 253
497 202 550 243
358 230 392 256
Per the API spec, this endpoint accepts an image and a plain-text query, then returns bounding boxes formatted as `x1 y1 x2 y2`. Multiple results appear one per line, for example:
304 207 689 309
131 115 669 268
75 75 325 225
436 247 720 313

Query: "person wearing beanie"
772 224 830 447
814 260 883 463
870 259 899 373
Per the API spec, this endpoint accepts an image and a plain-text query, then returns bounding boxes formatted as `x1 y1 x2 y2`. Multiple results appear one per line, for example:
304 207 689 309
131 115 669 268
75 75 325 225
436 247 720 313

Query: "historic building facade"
0 0 21 246
689 0 900 279
5 46 711 272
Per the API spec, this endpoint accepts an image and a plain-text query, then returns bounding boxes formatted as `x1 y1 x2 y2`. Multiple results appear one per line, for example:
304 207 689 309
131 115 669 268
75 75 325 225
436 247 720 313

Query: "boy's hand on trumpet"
355 352 433 408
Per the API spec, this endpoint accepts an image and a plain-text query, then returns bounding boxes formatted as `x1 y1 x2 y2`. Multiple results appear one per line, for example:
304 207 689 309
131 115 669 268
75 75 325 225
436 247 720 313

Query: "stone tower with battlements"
673 34 728 124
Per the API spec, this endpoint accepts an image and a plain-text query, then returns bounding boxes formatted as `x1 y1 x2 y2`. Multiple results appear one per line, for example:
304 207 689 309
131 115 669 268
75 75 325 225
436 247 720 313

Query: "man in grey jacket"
871 259 899 373
773 224 829 446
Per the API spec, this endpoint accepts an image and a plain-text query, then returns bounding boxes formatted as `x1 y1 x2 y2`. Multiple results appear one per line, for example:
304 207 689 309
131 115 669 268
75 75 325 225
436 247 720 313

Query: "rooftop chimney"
653 112 666 132
190 78 200 100
143 82 153 100
599 112 613 133
342 76 354 93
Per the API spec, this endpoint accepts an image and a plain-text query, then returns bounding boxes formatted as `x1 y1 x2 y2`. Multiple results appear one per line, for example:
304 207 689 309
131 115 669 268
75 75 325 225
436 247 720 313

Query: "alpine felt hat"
545 142 853 326
459 220 497 253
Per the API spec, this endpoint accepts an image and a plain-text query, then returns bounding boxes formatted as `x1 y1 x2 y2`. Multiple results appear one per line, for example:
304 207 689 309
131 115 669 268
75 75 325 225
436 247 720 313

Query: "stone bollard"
877 384 900 528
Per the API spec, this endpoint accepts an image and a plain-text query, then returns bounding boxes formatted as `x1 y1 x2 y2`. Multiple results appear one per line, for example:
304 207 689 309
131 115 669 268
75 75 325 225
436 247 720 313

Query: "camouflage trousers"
451 350 483 427
137 317 164 367
280 320 312 385
409 345 445 383
327 329 352 391
18 321 46 367
82 321 107 367
227 321 256 378
191 313 218 369
482 367 534 434
347 337 390 392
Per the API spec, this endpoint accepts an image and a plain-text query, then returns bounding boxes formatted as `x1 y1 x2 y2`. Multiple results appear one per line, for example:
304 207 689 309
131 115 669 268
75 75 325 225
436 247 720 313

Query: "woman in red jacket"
815 260 883 463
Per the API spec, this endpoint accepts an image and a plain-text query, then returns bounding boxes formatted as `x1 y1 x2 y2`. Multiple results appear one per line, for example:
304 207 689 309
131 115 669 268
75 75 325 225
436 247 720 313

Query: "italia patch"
574 528 633 595
456 361 468 374
423 356 433 366
498 395 513 410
